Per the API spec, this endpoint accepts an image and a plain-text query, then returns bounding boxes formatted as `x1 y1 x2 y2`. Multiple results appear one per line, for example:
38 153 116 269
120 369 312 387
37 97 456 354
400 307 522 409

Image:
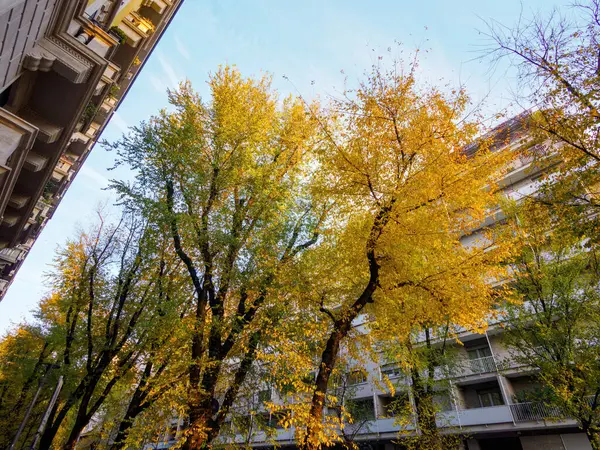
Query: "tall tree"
108 66 324 448
108 261 190 450
485 0 600 230
503 200 600 448
262 59 515 450
0 325 57 449
34 215 184 450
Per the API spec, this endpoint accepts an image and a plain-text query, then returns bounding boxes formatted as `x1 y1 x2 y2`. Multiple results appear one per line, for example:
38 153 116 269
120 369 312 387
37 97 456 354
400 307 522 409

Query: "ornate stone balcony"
116 12 153 48
143 0 171 15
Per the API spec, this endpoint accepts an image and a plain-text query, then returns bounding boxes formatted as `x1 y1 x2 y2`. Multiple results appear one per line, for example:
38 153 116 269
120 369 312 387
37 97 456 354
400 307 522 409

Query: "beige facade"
0 0 183 299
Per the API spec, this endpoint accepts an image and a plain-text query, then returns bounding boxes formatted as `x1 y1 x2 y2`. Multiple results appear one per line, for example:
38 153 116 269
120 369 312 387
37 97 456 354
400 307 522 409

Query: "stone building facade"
0 0 183 298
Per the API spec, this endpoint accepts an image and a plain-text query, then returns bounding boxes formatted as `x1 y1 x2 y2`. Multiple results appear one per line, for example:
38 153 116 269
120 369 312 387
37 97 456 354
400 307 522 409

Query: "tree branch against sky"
483 0 600 224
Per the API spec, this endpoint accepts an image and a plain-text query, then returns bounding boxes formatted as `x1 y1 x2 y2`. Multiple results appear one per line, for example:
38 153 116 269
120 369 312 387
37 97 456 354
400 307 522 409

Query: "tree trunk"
62 391 94 450
412 379 443 450
181 402 212 450
301 328 346 450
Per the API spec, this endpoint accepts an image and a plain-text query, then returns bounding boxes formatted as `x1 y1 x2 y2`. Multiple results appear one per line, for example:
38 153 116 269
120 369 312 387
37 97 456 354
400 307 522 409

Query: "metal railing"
509 402 563 422
455 356 497 376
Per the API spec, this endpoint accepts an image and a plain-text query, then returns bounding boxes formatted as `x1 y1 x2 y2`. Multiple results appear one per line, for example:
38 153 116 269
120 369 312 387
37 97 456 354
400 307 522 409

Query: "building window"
477 388 504 407
347 398 375 421
380 363 404 379
467 346 492 360
347 370 367 386
270 410 289 429
379 393 410 418
467 346 495 373
258 388 271 403
433 391 454 412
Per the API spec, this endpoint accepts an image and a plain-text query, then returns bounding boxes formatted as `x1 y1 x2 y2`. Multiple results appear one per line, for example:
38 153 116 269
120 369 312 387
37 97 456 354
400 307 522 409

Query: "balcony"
29 198 51 224
116 12 154 48
143 0 171 14
95 96 117 122
454 405 513 426
454 356 497 377
69 132 90 156
8 194 30 210
509 402 564 422
84 122 102 139
0 247 23 264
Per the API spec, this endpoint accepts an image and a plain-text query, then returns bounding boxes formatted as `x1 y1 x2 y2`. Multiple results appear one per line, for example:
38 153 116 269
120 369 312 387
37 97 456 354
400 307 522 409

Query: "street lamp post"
30 374 64 450
9 363 60 450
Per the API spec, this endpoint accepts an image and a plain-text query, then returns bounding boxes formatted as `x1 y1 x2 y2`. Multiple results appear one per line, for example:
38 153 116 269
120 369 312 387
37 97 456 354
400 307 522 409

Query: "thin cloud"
157 51 182 89
174 35 191 61
149 74 167 93
110 112 130 134
79 165 109 188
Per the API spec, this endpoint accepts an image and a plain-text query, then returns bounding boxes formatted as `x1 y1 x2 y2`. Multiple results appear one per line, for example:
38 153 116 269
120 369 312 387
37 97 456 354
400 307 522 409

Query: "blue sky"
0 0 570 333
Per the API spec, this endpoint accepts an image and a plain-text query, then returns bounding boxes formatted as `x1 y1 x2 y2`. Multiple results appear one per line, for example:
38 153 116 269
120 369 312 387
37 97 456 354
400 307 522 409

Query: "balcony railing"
509 402 563 422
0 248 23 264
454 356 497 377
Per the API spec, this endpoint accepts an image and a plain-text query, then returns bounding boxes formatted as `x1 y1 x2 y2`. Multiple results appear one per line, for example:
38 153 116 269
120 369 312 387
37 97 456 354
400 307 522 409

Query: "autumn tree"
485 0 600 231
108 270 190 450
27 214 187 450
0 325 59 449
259 58 514 450
107 66 324 449
503 200 600 448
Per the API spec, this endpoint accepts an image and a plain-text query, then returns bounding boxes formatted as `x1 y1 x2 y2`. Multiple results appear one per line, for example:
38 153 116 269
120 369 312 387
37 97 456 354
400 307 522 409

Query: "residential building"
0 0 183 299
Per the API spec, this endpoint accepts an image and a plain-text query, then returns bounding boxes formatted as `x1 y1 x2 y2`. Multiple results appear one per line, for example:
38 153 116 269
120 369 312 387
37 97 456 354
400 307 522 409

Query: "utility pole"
30 374 63 450
9 363 58 450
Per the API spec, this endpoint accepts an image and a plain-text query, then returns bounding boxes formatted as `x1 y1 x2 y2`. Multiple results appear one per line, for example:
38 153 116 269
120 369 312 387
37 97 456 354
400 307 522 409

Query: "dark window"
270 410 289 429
380 363 404 379
477 388 504 407
379 393 410 417
0 84 12 108
347 398 375 421
258 388 271 403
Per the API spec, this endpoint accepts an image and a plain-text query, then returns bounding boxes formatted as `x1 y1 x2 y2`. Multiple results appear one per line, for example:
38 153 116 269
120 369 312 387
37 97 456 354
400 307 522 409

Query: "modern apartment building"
135 116 593 450
0 0 182 299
